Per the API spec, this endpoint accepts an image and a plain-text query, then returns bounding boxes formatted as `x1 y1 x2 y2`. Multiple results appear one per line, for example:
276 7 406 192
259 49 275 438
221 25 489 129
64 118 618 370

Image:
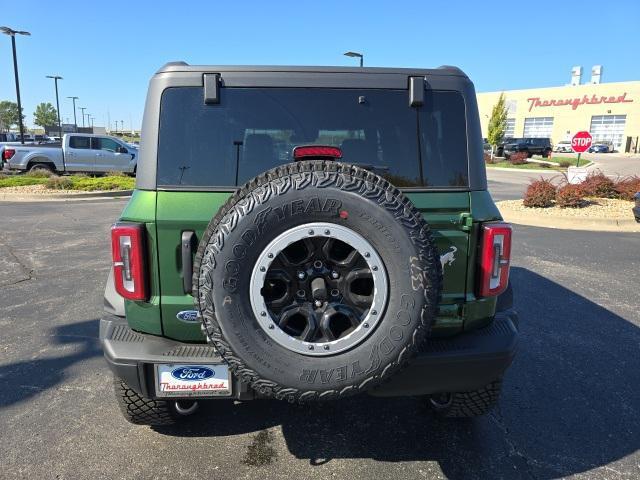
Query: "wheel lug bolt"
268 324 275 329
371 310 377 315
363 323 369 328
297 271 306 280
330 288 340 297
313 260 323 270
297 290 306 298
372 266 378 271
324 345 330 350
324 229 330 235
331 271 339 279
308 230 315 236
308 345 314 350
260 311 267 316
260 266 266 272
364 252 371 258
267 253 274 258
314 300 323 308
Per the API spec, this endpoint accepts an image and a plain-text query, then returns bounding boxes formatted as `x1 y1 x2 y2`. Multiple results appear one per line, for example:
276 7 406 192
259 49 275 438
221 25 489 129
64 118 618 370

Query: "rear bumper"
100 309 518 399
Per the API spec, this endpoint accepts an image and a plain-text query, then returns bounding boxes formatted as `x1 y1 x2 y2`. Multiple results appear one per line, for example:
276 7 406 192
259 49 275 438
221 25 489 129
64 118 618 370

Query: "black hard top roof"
156 61 468 78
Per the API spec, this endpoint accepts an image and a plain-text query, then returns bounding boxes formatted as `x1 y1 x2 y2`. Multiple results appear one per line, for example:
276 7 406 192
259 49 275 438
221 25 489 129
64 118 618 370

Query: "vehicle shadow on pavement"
0 319 101 409
158 267 639 479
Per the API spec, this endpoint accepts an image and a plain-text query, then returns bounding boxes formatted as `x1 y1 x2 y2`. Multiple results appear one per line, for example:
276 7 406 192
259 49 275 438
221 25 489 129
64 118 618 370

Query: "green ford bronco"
100 63 518 426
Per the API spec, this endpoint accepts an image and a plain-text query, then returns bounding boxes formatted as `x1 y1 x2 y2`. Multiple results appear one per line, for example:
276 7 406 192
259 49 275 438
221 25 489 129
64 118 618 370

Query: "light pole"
120 120 124 133
1 26 30 144
344 51 364 67
67 96 78 132
79 107 86 128
46 75 63 139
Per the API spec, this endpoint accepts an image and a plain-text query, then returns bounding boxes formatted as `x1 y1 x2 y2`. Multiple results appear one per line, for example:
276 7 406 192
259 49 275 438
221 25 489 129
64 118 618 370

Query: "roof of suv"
156 61 469 78
137 61 486 191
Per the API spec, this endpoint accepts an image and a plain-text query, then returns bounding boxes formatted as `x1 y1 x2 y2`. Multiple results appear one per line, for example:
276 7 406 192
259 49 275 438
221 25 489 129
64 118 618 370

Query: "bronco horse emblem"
440 246 457 269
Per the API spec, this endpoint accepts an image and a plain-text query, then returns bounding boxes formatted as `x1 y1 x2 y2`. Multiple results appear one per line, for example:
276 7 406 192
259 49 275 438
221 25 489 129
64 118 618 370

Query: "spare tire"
194 161 442 402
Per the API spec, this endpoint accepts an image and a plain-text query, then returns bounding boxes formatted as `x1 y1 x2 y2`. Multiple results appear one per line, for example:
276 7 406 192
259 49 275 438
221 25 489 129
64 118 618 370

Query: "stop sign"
571 131 593 153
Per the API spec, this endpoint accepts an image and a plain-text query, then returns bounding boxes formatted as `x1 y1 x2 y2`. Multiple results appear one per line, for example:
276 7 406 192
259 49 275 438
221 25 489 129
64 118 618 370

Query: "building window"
505 118 515 138
590 115 626 149
523 117 554 138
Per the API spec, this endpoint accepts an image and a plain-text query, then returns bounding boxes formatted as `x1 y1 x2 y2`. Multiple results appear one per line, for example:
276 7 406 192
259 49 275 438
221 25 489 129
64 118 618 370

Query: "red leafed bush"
509 152 529 165
579 171 616 198
483 152 494 164
614 176 640 201
523 178 556 208
556 184 586 208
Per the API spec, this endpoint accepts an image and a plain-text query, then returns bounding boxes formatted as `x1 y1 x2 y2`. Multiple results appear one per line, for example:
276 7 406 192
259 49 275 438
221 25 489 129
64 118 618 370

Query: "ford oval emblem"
176 310 199 323
171 366 215 381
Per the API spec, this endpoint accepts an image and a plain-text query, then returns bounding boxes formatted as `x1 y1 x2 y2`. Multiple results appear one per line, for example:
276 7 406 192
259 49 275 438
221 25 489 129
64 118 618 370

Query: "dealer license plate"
155 364 231 397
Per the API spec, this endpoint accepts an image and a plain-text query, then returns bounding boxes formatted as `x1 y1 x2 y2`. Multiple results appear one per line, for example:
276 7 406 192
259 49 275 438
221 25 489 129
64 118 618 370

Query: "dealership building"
477 67 640 152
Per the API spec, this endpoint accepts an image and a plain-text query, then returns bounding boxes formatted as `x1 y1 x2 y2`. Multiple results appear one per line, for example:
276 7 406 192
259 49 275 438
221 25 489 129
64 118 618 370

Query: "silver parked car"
2 133 137 174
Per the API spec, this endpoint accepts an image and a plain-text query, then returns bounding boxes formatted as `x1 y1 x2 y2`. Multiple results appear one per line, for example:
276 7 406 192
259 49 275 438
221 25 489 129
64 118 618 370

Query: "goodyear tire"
194 161 442 402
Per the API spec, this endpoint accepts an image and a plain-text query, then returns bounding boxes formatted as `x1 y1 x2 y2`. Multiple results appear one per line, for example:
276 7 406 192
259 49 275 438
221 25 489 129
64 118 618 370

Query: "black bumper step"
100 309 518 399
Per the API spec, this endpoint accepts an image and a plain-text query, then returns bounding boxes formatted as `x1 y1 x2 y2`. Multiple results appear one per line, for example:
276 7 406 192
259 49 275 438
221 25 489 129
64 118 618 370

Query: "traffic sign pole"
576 152 581 167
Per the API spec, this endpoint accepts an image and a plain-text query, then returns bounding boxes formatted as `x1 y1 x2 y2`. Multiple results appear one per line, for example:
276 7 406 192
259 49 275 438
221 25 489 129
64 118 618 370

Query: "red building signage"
527 92 633 112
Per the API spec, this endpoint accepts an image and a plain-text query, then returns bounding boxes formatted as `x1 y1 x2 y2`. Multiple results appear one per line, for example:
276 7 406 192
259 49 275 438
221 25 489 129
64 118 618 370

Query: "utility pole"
67 96 79 132
79 107 86 128
46 75 63 139
1 26 30 144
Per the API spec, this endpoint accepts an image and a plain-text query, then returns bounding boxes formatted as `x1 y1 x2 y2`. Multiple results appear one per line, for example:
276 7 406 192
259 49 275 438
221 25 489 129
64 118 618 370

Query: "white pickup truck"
2 133 138 174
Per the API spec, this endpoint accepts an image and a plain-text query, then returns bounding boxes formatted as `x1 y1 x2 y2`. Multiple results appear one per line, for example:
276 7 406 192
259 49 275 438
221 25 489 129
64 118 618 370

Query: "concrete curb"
0 189 133 202
486 161 594 175
498 205 640 233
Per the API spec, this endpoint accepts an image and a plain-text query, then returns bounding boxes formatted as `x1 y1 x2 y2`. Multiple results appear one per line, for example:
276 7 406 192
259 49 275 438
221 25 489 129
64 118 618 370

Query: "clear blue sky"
2 0 639 130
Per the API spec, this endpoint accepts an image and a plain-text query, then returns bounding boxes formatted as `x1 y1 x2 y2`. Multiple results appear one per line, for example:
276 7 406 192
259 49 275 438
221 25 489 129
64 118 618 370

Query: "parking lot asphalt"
0 198 638 480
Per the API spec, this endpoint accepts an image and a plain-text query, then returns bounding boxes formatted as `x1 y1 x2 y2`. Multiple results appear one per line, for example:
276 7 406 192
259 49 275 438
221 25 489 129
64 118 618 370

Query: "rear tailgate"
156 190 470 341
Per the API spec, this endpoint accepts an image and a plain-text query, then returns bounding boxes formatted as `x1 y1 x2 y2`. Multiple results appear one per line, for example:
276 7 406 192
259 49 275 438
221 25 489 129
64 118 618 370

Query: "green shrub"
105 170 126 177
509 152 529 165
540 162 551 168
558 160 572 168
46 176 73 190
26 169 54 178
523 178 556 208
556 184 585 208
614 176 640 201
579 171 616 198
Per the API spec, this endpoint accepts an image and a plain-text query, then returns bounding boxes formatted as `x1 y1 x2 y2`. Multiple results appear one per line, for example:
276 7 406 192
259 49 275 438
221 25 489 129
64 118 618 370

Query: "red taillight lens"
293 145 342 160
478 222 512 297
3 148 15 160
111 223 147 301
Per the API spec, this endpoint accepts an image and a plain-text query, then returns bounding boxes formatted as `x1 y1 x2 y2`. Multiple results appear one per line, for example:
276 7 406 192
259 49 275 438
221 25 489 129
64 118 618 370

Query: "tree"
0 100 24 132
33 102 58 128
487 93 509 155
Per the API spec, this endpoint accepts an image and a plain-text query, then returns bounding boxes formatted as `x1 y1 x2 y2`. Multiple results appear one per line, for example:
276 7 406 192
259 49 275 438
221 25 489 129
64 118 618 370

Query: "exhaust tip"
174 400 199 416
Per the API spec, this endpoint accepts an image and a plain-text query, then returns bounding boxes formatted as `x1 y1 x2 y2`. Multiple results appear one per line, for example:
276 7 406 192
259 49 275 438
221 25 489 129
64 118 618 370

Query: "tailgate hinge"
458 212 473 231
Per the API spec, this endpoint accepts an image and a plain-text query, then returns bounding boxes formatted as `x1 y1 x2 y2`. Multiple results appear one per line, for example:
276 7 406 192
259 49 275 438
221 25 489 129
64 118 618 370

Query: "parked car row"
485 137 616 157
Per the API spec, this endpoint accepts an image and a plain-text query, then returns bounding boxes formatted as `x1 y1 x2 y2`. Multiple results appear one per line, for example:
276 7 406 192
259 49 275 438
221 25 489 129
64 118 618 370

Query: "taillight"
111 223 147 301
293 145 342 160
3 148 15 160
478 222 512 297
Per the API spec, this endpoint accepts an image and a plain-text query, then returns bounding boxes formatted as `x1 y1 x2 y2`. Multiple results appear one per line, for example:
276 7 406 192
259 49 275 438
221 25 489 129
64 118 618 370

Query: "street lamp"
67 96 78 132
1 26 30 144
79 107 86 127
46 75 63 139
343 51 364 67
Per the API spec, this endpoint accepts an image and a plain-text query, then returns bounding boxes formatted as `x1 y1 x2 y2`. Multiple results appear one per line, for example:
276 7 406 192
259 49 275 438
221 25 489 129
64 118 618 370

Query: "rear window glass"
157 87 468 188
69 136 90 149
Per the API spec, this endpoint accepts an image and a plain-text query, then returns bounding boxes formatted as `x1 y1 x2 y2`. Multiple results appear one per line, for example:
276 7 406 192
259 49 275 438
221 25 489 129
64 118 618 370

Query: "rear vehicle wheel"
427 379 503 417
194 160 442 402
113 377 198 426
28 162 55 174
